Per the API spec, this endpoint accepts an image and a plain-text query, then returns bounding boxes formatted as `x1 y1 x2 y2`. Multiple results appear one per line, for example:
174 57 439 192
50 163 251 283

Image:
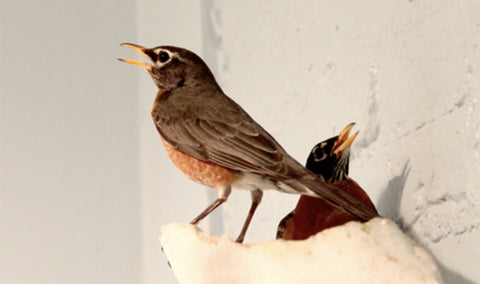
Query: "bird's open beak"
333 122 358 156
118 43 153 70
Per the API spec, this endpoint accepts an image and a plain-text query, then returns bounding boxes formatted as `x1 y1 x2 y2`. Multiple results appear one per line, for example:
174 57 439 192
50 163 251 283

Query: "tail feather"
282 174 379 221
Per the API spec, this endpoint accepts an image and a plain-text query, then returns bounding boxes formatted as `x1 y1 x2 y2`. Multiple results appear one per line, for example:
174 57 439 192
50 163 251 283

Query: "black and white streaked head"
119 43 218 91
306 123 358 181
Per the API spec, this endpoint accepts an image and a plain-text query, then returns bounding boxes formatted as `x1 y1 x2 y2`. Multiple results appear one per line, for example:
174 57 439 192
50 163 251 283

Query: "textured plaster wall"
203 1 479 283
134 1 480 283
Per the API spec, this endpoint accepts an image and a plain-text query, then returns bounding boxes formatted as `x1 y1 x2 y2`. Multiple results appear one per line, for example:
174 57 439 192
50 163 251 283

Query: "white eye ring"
153 49 174 67
312 143 328 162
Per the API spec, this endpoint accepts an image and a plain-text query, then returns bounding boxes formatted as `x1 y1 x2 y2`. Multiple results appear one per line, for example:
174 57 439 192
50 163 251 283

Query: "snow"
160 218 442 284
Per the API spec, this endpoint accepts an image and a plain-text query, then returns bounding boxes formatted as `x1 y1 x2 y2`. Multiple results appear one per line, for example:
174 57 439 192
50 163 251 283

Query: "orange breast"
160 138 238 189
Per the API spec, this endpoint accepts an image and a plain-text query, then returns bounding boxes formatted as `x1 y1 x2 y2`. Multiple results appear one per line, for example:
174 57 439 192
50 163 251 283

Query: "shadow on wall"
376 160 475 284
376 160 410 223
437 262 476 284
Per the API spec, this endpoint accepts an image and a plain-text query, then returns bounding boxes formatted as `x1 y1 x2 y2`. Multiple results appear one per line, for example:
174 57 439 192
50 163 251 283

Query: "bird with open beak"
277 123 378 240
120 43 378 243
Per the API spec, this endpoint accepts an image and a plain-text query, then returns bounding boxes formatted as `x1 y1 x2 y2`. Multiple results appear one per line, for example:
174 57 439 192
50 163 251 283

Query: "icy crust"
159 218 443 284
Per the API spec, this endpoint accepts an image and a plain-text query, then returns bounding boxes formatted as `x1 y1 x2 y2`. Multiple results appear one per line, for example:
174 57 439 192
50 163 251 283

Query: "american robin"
277 123 378 240
119 43 378 243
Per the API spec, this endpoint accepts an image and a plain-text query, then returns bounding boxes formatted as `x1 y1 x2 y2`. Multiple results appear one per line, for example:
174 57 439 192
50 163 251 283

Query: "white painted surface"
0 1 141 283
160 219 443 284
207 1 480 283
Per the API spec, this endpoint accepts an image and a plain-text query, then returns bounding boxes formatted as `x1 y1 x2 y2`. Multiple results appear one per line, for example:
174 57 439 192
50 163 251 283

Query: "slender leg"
190 186 231 225
235 189 263 243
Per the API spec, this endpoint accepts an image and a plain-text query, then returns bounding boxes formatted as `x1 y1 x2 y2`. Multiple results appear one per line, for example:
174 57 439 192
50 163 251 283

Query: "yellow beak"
333 122 359 155
118 43 153 69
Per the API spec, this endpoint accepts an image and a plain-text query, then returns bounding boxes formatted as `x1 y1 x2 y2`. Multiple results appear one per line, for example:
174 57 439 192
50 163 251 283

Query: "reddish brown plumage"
280 178 377 240
161 137 238 189
153 88 237 189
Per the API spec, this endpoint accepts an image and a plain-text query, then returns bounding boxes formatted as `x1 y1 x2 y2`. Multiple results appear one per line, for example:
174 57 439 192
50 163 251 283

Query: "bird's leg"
190 185 231 225
235 189 263 243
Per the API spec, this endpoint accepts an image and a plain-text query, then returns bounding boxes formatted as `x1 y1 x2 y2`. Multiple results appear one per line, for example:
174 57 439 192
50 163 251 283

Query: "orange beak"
332 122 358 156
118 43 153 70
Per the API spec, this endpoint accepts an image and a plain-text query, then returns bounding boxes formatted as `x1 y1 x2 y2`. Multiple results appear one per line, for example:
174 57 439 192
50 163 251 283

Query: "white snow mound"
159 218 443 284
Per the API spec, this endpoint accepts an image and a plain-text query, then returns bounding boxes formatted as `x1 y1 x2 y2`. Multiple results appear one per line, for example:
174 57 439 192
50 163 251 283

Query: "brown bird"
277 123 378 240
119 43 378 243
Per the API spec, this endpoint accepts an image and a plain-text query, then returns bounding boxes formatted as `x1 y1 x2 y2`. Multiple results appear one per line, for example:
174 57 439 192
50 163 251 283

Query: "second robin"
119 43 379 243
277 123 378 240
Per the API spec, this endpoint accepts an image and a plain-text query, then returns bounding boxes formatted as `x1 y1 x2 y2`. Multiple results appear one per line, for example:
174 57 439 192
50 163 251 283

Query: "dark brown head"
306 123 358 181
119 43 217 91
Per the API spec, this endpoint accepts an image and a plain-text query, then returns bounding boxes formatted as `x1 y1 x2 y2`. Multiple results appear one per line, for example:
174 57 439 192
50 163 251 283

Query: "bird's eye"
159 51 170 63
312 145 328 162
